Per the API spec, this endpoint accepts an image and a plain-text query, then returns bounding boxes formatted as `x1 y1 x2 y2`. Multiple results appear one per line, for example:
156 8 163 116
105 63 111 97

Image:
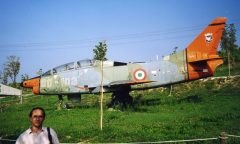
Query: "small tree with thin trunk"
93 41 107 130
220 24 238 76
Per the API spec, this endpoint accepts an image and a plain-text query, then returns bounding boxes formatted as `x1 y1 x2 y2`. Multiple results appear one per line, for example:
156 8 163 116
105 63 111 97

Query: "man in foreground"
16 107 59 144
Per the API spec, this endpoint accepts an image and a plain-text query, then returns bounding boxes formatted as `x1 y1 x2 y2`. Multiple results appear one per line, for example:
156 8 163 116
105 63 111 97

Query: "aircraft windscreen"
42 70 51 76
52 62 75 74
76 59 94 68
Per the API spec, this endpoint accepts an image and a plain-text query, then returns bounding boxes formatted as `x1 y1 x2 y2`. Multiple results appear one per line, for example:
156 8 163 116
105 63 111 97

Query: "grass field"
0 64 240 143
214 62 240 76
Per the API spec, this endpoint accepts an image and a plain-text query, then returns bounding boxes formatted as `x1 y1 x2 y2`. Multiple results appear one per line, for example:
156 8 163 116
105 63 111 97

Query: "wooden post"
0 100 2 113
169 85 173 96
46 96 49 105
100 60 104 130
219 132 228 144
20 95 23 104
228 51 231 76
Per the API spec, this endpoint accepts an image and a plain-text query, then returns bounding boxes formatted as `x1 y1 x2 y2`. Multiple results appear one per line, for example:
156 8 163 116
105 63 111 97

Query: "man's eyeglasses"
32 115 44 119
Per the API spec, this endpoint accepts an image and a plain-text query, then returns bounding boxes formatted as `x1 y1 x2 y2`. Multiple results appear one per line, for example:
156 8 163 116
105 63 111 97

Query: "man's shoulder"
19 128 31 136
42 127 58 135
42 127 56 131
16 128 31 143
43 127 58 137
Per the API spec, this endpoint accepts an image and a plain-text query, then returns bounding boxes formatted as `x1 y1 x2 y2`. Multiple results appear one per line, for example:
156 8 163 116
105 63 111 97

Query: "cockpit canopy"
42 59 127 76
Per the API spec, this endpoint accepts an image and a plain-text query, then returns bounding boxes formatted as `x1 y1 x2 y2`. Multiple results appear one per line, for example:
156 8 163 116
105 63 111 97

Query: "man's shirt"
16 127 59 144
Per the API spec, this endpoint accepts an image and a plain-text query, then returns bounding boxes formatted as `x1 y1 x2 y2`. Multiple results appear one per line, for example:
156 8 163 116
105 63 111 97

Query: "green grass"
214 62 240 76
0 70 240 143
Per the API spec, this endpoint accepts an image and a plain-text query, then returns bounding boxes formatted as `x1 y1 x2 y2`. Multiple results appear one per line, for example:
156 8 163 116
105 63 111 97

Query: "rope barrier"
228 134 240 138
0 134 239 143
0 138 16 142
0 138 70 144
136 137 218 143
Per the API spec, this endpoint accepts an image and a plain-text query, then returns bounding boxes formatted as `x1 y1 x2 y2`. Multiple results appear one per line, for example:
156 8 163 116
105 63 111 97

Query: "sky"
0 0 240 82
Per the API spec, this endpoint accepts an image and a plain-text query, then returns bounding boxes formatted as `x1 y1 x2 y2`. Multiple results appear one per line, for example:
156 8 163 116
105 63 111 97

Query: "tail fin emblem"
205 33 213 43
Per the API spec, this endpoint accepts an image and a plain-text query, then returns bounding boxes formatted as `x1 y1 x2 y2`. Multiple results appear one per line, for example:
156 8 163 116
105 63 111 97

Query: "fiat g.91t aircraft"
22 17 227 106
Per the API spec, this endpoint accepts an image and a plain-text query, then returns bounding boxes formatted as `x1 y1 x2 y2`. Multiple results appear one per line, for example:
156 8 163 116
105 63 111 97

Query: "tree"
21 74 29 82
93 41 108 61
171 46 178 55
220 24 239 76
4 56 21 86
1 65 10 85
36 69 43 76
0 70 2 83
21 74 29 91
2 70 9 85
93 41 108 130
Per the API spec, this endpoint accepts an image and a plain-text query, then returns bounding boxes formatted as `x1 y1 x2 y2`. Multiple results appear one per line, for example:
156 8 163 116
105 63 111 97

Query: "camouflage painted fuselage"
39 50 188 95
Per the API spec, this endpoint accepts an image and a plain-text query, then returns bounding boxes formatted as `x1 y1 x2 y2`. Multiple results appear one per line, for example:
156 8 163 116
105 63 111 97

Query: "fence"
0 132 239 143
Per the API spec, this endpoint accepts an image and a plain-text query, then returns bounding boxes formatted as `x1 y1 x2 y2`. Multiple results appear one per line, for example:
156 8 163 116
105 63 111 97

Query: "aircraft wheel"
62 103 69 109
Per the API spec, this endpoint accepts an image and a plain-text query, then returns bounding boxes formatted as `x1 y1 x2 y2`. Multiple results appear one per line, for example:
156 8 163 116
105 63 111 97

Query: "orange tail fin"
187 17 227 80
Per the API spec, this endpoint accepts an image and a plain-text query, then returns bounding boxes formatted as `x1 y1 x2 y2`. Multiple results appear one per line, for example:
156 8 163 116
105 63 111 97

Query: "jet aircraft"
22 17 227 107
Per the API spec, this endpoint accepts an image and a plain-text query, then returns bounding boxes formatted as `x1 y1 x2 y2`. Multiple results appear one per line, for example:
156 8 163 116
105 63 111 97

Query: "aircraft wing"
91 80 155 93
109 80 155 86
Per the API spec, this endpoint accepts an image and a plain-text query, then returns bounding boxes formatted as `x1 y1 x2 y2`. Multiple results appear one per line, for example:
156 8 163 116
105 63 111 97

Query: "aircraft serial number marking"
41 77 77 87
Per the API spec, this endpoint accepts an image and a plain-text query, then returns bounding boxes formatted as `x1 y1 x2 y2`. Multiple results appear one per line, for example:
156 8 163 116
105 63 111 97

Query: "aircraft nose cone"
21 76 40 88
20 77 40 94
21 81 29 87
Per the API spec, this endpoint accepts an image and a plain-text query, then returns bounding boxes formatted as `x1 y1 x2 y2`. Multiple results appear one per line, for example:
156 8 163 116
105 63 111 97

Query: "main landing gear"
57 94 81 109
58 95 69 109
108 90 133 109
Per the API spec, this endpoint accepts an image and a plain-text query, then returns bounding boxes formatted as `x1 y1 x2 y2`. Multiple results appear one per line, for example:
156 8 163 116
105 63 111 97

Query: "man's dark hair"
29 107 46 118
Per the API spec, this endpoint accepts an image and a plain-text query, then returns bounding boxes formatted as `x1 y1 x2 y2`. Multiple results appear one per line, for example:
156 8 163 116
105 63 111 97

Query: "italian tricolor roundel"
133 68 147 81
